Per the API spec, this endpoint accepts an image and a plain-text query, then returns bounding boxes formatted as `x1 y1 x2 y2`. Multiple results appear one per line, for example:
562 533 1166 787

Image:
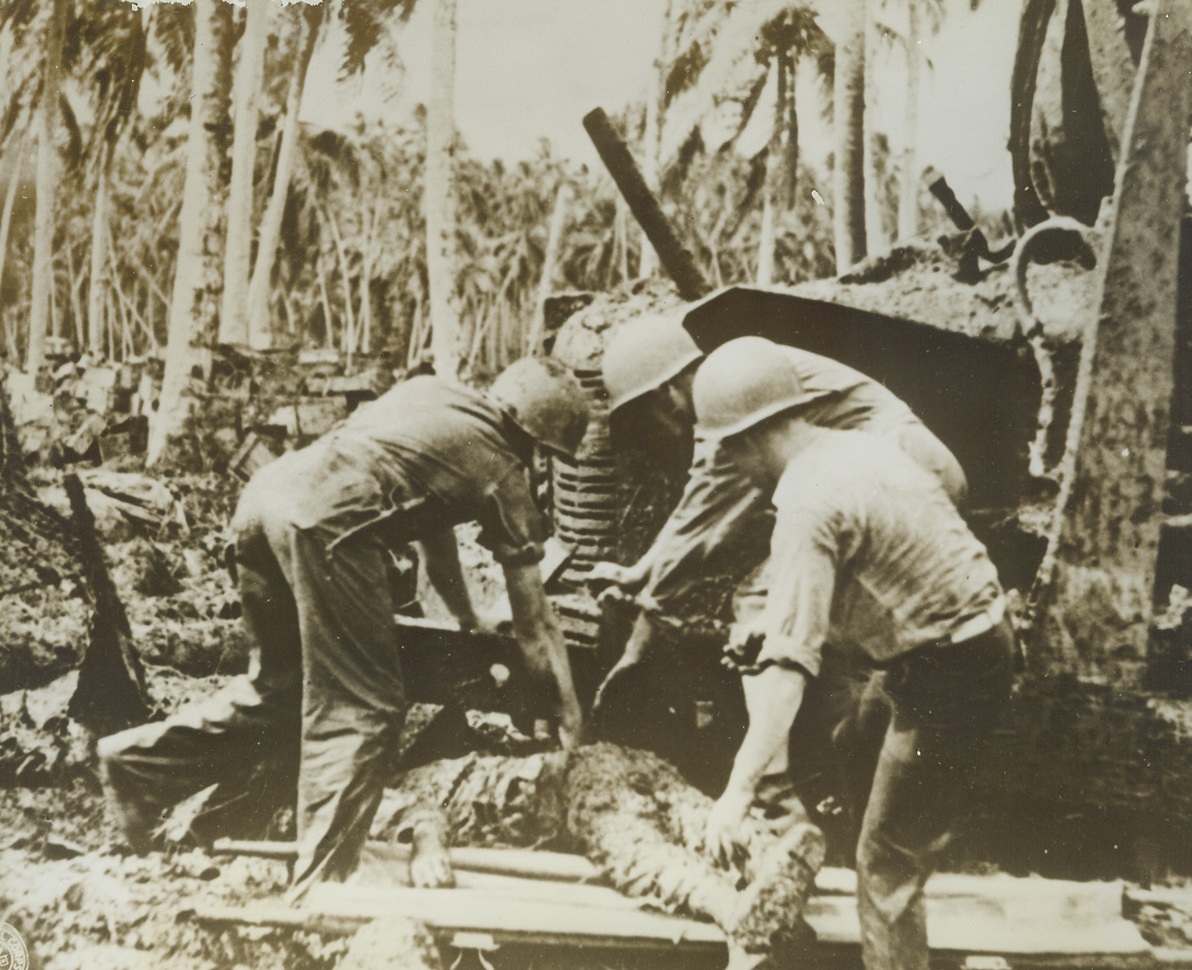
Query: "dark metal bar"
582 108 710 301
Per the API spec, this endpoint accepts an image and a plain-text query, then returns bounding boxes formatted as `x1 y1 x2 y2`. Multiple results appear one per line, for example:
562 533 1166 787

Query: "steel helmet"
490 356 590 460
693 337 831 440
601 312 705 414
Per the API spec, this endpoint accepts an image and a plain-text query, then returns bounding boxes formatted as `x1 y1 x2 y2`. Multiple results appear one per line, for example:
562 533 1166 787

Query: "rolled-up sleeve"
643 438 772 616
477 467 549 566
754 504 841 679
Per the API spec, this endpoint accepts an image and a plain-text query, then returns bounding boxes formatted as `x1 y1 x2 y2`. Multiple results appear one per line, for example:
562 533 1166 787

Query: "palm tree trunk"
832 0 867 274
219 0 269 346
88 148 112 354
247 11 319 351
322 205 356 363
862 2 885 253
897 0 922 240
147 0 224 466
0 152 22 313
614 197 629 283
26 0 66 376
757 49 794 287
359 198 381 355
425 0 462 381
638 0 674 280
527 181 571 356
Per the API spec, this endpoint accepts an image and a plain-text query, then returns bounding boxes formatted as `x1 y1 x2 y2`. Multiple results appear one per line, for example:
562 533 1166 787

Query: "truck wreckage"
2 1 1192 968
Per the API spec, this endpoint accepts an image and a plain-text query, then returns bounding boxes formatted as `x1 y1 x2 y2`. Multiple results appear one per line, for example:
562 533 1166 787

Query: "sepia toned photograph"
0 0 1190 968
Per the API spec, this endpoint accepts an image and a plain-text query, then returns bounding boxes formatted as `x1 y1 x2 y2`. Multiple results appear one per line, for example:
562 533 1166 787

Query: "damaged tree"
63 473 151 735
1032 0 1192 684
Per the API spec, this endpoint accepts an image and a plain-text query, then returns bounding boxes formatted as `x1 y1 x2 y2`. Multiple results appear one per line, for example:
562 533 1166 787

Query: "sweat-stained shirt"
754 430 1003 678
238 375 548 566
639 346 967 621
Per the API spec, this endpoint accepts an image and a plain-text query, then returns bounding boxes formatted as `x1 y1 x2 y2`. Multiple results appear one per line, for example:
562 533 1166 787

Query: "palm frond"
58 89 82 171
660 0 817 166
338 0 414 79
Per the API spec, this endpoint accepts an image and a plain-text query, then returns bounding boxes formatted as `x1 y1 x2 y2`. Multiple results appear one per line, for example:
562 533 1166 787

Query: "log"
228 429 283 483
582 108 710 301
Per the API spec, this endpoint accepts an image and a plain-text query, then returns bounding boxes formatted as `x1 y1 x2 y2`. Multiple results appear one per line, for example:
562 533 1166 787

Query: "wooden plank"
212 841 1151 959
214 839 598 883
350 859 1148 957
215 840 1135 914
803 895 1148 957
294 882 1150 961
306 883 726 947
193 901 721 954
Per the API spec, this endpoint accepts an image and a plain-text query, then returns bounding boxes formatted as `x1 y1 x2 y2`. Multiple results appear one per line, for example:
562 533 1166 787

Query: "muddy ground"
0 460 706 969
4 244 1192 966
2 457 1192 970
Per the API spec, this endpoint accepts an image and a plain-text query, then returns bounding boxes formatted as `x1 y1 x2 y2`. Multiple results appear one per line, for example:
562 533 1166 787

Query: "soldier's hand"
409 820 455 889
705 786 753 871
556 694 586 749
723 622 766 671
586 561 647 594
461 609 512 637
592 655 644 719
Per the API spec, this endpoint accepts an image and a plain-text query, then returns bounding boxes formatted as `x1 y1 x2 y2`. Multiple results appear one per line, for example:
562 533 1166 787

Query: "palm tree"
425 0 461 379
637 0 677 280
755 9 824 285
757 44 794 286
73 0 151 355
897 0 924 239
246 0 416 351
147 0 228 466
246 5 321 351
656 0 830 285
861 0 944 244
831 0 866 272
219 0 269 346
25 0 65 375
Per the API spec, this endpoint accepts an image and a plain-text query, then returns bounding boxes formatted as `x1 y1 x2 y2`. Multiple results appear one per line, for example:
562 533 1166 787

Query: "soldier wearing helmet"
99 358 589 898
592 316 966 790
695 338 1014 970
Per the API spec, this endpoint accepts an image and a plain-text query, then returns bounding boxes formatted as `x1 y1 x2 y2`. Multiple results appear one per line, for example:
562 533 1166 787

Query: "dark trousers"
100 464 407 896
833 621 1015 970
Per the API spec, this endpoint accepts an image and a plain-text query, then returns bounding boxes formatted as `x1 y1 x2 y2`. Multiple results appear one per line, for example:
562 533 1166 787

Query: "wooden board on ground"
210 840 1154 962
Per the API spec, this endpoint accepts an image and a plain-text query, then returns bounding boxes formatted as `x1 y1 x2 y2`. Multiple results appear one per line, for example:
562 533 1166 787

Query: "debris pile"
5 358 155 466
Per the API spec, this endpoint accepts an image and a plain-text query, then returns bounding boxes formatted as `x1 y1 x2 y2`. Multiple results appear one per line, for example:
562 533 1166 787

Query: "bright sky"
302 0 1021 213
